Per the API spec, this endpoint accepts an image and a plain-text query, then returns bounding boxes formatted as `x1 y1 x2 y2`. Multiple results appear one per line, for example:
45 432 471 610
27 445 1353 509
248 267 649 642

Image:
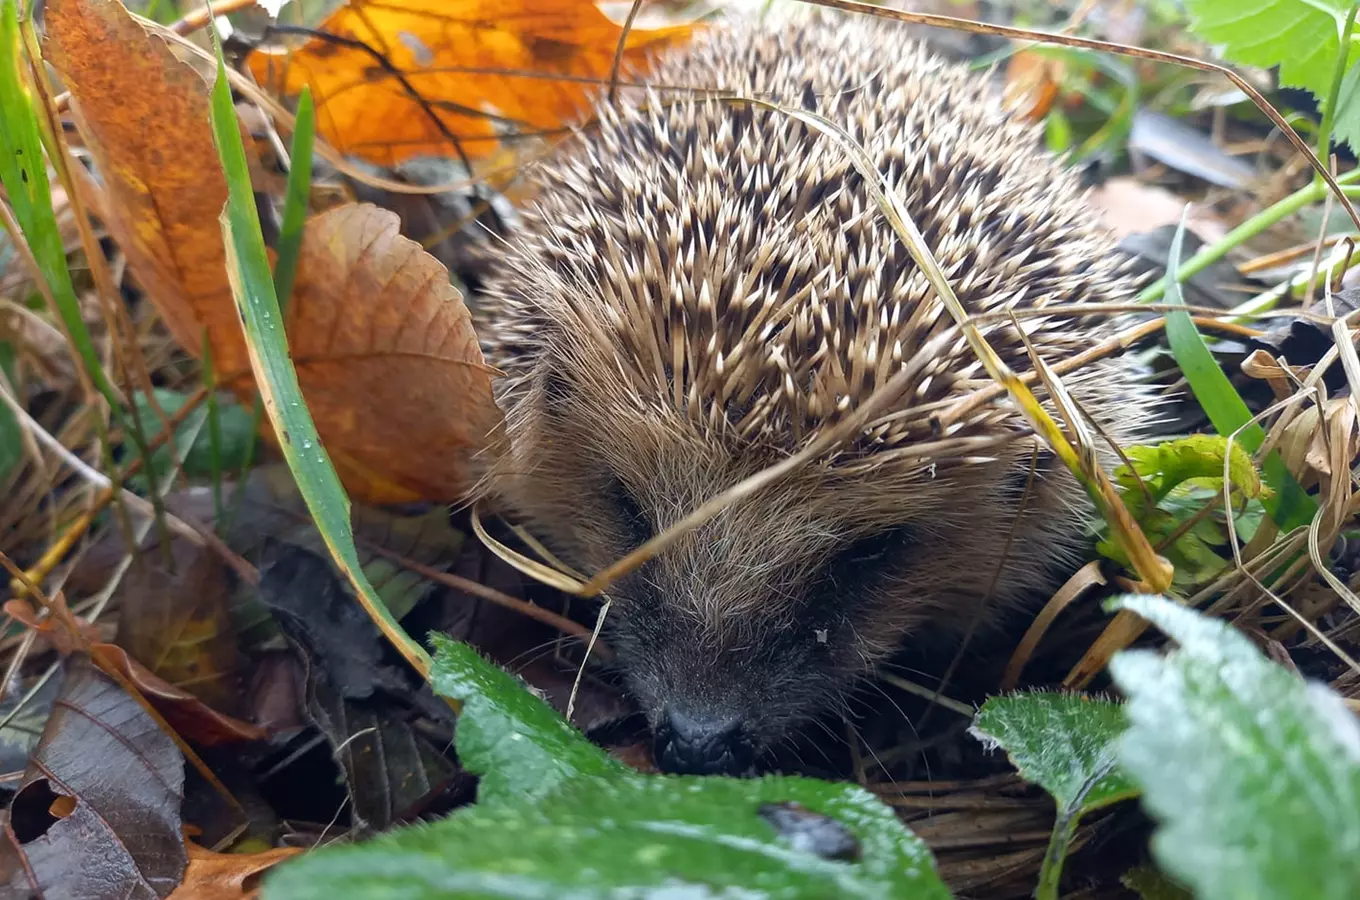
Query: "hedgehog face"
480 350 1076 775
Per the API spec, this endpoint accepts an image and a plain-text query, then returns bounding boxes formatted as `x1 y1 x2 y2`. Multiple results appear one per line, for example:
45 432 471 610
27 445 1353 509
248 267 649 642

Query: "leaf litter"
4 0 1360 897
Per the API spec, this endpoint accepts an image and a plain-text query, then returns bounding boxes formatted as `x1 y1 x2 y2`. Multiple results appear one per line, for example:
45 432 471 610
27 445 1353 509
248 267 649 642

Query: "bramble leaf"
972 692 1136 816
1108 594 1360 900
1184 0 1360 148
263 636 954 899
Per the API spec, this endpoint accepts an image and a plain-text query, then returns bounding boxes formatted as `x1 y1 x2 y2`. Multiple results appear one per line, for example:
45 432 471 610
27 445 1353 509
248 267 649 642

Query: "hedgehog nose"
653 708 754 776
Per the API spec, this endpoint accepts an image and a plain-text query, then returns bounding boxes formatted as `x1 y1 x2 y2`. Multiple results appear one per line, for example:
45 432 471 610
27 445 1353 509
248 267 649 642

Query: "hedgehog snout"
652 707 757 776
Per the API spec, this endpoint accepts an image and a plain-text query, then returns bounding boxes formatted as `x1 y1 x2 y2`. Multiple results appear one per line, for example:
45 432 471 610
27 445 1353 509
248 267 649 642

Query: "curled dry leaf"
43 0 245 380
0 655 187 899
280 203 502 502
247 0 696 166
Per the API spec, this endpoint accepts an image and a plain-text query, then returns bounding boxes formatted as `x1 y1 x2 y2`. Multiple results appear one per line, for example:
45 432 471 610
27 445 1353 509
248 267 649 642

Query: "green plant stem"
1036 812 1080 900
1315 3 1360 179
202 332 224 524
1138 176 1360 304
1035 759 1118 900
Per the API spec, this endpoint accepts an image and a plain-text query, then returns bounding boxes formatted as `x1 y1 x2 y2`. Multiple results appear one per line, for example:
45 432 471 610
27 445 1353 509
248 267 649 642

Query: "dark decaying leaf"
1119 225 1259 311
256 547 457 831
1245 288 1360 397
0 674 58 775
3 599 264 748
115 538 248 720
215 464 465 622
0 655 187 899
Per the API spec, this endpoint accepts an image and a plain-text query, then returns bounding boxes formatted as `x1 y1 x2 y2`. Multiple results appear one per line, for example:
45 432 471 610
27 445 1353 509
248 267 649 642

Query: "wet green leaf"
264 636 953 900
1109 594 1360 900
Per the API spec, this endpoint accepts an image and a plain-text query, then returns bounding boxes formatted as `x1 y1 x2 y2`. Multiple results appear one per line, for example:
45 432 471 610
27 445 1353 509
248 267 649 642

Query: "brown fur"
472 11 1155 754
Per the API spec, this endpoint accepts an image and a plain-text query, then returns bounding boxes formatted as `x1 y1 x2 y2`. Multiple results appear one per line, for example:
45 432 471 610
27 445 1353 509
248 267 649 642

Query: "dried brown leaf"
278 203 502 502
0 656 187 899
44 0 247 381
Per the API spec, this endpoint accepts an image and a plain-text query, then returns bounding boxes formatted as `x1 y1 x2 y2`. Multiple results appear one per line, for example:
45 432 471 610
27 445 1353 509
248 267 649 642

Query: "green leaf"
272 86 313 312
1108 594 1360 900
430 636 624 804
1163 218 1316 531
0 340 20 482
205 30 431 676
1122 865 1193 900
972 692 1137 900
124 389 257 483
1184 0 1359 110
1115 434 1265 504
264 637 954 900
972 692 1136 815
0 0 119 413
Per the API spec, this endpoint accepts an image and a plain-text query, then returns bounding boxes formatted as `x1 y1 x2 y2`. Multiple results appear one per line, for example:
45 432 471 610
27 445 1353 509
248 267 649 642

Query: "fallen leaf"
115 539 248 721
167 843 301 900
43 0 244 381
4 599 266 747
256 546 459 831
0 655 187 898
280 203 502 503
1003 50 1062 121
248 0 696 166
44 0 501 502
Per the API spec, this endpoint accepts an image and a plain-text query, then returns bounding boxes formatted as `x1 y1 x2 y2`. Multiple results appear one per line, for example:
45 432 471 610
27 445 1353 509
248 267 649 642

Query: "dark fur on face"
473 11 1155 773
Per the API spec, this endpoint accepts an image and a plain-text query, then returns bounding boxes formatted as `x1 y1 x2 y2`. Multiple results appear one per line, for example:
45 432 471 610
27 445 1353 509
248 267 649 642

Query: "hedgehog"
472 10 1154 776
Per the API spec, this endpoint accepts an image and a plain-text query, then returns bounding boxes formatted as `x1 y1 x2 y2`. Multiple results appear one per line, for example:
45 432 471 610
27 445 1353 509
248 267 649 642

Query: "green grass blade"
0 0 118 412
1162 217 1316 530
201 330 224 523
0 340 21 483
205 32 432 679
272 86 313 313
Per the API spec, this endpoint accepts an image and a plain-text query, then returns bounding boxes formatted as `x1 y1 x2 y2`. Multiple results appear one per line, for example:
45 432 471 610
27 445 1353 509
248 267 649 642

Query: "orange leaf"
271 203 503 503
44 0 248 381
247 0 696 166
167 843 301 900
1003 50 1063 122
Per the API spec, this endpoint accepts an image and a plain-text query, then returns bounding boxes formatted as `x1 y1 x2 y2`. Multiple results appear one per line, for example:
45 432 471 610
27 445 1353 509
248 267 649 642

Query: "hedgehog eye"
607 477 654 550
824 525 914 579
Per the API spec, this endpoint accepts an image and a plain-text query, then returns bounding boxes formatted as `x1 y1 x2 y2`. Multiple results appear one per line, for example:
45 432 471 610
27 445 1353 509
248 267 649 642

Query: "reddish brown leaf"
0 655 187 898
43 0 246 382
43 1 503 503
278 203 503 503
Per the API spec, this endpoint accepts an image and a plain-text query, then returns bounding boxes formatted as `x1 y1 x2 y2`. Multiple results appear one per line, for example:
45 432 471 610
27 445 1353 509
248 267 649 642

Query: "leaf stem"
1137 175 1360 304
1315 3 1360 180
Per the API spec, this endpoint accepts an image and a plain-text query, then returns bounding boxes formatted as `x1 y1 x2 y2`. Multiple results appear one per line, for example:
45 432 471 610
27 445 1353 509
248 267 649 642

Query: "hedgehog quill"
474 11 1156 776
